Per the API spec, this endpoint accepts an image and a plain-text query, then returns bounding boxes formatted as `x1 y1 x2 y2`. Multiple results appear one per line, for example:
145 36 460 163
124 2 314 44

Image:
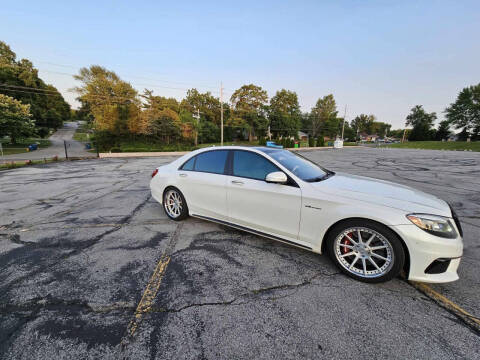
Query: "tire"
163 187 189 221
326 219 405 283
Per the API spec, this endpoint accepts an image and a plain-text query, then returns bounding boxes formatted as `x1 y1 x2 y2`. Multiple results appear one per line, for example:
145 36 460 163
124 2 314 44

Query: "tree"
147 108 181 144
445 83 480 140
435 120 451 141
180 88 222 125
342 121 356 141
179 109 199 145
0 94 35 143
230 84 268 142
389 128 410 139
142 89 179 113
350 114 375 138
0 41 70 133
73 65 139 135
405 105 436 141
308 94 338 138
268 89 301 138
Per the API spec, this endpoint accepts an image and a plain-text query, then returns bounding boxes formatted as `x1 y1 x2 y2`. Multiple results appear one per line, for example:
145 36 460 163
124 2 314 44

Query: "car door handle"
179 173 188 177
231 180 244 185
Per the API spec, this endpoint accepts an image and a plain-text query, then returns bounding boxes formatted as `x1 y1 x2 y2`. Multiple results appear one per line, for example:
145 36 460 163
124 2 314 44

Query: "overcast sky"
2 0 479 128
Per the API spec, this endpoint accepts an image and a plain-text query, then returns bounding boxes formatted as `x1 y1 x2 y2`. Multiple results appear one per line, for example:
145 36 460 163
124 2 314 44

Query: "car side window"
194 150 229 174
233 151 279 181
181 156 195 170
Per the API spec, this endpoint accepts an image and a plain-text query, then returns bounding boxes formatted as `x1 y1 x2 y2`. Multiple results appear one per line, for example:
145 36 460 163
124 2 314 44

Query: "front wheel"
326 219 405 283
163 187 189 221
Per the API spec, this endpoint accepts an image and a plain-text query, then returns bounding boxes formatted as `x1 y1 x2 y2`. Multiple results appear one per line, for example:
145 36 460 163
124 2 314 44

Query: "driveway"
0 148 479 359
1 122 95 161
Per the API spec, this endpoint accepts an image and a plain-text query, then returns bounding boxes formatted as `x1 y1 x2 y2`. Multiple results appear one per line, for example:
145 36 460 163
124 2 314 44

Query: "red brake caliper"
341 233 352 254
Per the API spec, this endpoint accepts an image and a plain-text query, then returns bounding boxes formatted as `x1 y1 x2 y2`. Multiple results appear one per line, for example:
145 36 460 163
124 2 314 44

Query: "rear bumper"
391 224 463 283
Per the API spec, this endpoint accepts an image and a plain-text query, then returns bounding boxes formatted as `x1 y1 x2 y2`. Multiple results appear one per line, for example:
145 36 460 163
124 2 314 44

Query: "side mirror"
265 171 288 184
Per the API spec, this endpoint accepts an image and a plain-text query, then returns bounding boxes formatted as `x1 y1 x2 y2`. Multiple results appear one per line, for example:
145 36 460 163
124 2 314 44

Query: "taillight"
151 169 159 178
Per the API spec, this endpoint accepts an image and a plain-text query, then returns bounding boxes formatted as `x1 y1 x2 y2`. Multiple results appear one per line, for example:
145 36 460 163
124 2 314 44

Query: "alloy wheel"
164 189 183 219
334 227 394 278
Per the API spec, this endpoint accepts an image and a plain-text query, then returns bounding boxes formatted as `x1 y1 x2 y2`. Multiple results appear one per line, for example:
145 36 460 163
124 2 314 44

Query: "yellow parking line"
127 255 171 337
123 223 183 343
409 281 480 328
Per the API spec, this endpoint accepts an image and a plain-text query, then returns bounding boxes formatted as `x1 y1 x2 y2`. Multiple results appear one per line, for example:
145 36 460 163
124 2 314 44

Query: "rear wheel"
163 187 189 221
326 219 405 283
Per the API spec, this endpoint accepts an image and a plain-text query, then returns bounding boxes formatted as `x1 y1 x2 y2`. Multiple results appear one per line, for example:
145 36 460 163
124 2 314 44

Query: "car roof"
194 146 283 153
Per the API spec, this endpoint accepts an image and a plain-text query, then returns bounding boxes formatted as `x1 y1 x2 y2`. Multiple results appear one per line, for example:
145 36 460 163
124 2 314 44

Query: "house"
447 134 459 141
298 131 308 141
359 133 379 142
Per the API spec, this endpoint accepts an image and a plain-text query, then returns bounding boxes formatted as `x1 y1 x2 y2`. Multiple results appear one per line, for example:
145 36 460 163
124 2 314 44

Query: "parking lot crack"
153 271 342 313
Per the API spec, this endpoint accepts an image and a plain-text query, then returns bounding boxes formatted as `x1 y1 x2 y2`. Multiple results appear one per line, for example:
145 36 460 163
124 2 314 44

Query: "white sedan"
150 146 463 283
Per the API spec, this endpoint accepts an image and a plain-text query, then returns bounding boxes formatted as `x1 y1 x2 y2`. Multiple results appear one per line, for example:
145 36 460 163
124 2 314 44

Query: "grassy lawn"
385 141 480 152
0 139 51 155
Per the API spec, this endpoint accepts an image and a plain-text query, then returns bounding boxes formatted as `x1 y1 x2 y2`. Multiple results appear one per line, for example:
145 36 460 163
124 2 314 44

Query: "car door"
177 150 229 220
227 150 302 241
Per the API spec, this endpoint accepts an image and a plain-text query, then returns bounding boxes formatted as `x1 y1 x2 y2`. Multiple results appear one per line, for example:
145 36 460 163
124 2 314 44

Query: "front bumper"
391 224 463 283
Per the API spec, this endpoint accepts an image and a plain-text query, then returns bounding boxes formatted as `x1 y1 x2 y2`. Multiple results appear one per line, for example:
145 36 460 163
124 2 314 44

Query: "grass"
0 139 51 155
385 141 480 152
0 157 63 171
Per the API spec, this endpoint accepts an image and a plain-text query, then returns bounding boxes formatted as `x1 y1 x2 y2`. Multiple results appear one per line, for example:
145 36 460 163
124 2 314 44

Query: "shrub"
25 160 33 165
52 155 59 161
308 137 315 147
110 147 122 153
316 137 324 147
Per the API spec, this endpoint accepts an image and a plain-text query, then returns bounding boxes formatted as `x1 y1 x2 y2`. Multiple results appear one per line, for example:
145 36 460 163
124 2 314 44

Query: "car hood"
310 172 451 216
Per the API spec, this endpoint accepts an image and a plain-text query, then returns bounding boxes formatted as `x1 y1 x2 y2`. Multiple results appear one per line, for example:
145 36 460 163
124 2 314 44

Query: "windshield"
264 149 332 182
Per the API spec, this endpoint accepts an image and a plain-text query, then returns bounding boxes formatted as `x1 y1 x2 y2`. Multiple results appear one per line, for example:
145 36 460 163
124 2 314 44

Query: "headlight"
407 214 457 239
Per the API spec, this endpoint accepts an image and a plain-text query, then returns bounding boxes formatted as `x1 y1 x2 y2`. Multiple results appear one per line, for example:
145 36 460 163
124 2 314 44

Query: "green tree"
0 41 70 133
199 121 220 143
350 114 375 138
445 83 480 140
405 105 436 141
180 88 222 125
342 121 356 141
0 94 35 143
308 94 338 138
73 65 139 135
142 89 179 113
230 84 268 142
435 120 451 141
147 108 181 144
268 89 301 138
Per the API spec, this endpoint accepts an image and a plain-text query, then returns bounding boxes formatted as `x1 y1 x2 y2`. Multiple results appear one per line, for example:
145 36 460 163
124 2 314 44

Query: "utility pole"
341 105 347 140
220 82 224 146
64 140 69 160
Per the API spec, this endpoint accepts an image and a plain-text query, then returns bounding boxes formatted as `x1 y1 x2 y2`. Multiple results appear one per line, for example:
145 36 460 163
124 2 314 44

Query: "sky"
1 0 479 128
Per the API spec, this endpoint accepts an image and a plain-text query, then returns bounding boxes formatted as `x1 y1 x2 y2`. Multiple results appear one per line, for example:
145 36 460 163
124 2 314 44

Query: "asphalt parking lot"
1 147 479 359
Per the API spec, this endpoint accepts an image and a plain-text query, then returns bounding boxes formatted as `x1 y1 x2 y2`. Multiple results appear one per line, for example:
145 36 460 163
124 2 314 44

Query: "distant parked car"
150 146 463 283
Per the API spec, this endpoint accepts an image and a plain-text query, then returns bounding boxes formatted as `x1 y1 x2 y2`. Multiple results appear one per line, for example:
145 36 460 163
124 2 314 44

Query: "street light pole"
341 105 347 140
220 82 224 146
